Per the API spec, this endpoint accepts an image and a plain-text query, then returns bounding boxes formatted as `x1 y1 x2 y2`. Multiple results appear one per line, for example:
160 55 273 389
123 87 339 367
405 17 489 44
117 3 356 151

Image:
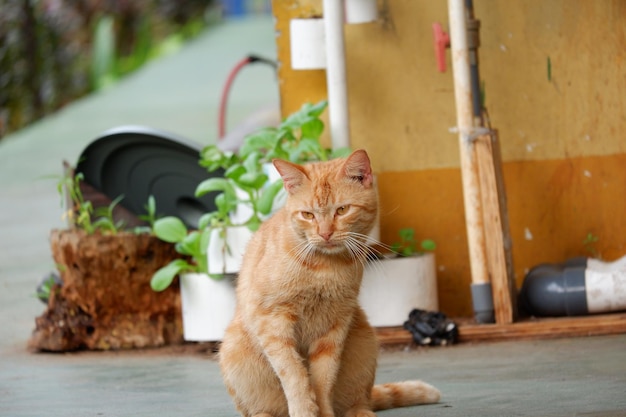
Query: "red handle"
432 22 450 73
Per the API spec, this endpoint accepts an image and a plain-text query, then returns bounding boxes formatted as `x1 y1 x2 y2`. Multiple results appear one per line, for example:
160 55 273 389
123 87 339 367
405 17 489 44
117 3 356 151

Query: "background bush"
0 0 215 139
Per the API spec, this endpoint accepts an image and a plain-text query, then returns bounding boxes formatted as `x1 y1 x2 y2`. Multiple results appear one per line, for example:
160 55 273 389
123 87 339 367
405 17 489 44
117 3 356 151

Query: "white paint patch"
500 44 508 52
585 270 626 313
438 265 446 272
524 227 533 241
583 134 591 141
526 142 537 152
583 170 592 178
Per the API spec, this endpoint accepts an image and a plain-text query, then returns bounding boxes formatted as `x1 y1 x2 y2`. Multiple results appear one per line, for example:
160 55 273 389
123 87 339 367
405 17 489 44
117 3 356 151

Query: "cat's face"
273 150 378 256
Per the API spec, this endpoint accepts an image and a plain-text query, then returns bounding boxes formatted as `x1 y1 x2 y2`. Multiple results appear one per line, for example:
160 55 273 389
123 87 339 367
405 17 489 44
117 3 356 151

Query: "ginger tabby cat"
219 150 440 417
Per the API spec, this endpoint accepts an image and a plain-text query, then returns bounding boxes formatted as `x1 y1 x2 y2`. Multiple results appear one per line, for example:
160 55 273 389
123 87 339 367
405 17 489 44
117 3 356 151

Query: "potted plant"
30 170 183 351
149 213 242 342
359 228 438 327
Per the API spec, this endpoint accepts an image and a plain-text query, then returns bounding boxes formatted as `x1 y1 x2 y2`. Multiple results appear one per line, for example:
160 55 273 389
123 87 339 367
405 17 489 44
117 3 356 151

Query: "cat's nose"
319 231 333 241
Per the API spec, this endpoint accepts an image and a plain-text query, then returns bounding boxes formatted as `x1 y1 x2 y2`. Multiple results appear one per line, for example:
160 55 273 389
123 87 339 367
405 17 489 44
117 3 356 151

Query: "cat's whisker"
287 240 312 274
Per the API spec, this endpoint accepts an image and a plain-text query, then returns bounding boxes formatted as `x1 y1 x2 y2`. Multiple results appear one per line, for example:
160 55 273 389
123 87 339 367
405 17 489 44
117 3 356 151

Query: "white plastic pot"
179 273 237 342
359 253 438 327
207 226 254 275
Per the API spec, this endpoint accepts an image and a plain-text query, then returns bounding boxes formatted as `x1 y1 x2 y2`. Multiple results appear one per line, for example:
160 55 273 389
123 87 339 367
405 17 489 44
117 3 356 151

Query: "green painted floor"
0 15 625 417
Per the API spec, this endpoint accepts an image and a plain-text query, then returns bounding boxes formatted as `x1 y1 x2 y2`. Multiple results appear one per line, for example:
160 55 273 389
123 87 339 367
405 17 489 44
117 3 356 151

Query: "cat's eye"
336 206 348 215
301 211 315 220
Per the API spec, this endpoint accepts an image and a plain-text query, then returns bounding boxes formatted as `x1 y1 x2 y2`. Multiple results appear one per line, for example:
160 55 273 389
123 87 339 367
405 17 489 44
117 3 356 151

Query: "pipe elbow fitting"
520 263 588 317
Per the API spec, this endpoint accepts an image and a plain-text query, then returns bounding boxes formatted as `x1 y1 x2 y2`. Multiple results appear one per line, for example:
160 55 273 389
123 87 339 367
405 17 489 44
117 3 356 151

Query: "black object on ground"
404 309 459 346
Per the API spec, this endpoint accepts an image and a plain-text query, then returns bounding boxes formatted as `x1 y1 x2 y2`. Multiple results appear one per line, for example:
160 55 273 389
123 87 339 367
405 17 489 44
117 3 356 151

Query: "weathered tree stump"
29 229 184 351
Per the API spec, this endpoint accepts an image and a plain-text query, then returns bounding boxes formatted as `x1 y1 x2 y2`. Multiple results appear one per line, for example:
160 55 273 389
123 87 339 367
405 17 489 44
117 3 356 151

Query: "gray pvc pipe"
520 257 589 317
471 282 495 323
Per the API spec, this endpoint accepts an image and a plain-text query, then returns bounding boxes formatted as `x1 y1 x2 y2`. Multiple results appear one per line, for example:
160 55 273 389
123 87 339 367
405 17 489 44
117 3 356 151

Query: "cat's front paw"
291 400 320 417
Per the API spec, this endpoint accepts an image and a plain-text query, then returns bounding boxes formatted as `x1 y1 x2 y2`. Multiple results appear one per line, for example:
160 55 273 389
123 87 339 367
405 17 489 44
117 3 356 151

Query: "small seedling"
583 232 599 258
134 195 158 234
92 195 126 234
57 171 96 233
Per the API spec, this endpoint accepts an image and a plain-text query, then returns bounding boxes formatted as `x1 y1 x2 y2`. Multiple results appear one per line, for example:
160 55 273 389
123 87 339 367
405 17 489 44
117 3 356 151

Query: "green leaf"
308 100 328 117
176 230 201 257
224 164 246 181
147 195 156 214
301 118 324 140
150 259 191 291
237 172 268 189
421 239 437 251
214 193 237 216
257 179 284 215
153 217 188 243
195 178 236 200
399 228 415 242
242 151 262 174
246 215 262 232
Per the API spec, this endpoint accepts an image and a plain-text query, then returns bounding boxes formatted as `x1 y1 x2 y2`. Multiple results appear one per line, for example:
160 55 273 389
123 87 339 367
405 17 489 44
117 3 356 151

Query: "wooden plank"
375 313 626 346
475 132 517 324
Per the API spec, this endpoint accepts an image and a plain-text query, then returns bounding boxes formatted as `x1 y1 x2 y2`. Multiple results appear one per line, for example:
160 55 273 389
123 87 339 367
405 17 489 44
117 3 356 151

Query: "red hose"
218 56 253 139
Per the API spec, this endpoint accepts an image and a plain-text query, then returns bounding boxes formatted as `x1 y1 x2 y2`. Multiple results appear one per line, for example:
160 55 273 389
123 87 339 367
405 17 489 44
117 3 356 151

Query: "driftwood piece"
30 229 184 351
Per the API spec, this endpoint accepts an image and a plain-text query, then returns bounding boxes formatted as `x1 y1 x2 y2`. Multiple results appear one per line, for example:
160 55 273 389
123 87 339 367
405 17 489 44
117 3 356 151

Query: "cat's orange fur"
219 150 440 417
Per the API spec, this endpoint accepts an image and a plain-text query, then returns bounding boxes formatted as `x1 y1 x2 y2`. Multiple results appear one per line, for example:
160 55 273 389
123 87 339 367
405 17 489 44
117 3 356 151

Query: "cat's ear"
273 159 309 194
340 149 373 187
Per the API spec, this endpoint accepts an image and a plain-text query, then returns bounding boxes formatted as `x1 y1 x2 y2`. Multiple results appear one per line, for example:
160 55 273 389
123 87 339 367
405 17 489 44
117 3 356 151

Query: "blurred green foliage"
0 0 215 139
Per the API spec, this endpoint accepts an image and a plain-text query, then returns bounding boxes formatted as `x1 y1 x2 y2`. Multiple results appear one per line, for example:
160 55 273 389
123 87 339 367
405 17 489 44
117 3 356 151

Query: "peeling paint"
526 142 537 152
584 170 592 178
524 228 533 241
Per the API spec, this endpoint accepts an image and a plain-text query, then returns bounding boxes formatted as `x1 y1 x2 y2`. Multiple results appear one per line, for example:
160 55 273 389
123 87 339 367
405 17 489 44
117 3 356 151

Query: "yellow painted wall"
272 0 626 317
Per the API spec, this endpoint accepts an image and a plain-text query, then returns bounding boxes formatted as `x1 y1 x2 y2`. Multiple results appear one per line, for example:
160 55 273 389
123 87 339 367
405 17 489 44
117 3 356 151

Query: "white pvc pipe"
448 0 489 285
323 0 351 149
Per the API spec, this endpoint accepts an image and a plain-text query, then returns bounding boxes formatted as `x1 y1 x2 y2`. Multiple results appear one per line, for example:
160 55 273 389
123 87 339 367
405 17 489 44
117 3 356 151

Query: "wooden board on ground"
376 313 626 345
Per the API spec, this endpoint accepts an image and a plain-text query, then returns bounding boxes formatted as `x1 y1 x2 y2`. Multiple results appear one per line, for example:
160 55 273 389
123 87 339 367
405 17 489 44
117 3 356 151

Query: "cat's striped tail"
371 380 441 411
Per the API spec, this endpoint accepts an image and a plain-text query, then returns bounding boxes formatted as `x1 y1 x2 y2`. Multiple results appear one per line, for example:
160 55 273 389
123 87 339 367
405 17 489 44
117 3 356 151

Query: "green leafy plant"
57 168 155 236
391 228 436 257
149 215 216 292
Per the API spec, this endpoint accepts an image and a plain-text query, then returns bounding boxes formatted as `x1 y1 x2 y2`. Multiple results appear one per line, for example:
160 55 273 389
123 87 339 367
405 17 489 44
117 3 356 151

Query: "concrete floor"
1 15 625 417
